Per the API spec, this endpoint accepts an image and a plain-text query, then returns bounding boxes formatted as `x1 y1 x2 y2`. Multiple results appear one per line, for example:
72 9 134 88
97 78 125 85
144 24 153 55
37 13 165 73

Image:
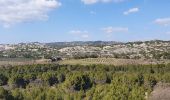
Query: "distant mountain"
46 41 122 48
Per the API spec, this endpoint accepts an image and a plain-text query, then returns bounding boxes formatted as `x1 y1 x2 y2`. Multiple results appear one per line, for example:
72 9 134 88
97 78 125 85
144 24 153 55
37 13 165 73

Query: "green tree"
0 74 8 86
0 87 8 99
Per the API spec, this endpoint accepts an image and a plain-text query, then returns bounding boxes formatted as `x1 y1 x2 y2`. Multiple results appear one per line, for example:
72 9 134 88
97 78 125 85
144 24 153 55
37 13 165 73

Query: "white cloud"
166 31 170 35
81 0 98 4
102 26 128 33
81 0 126 4
81 34 89 38
0 0 61 27
69 30 90 39
69 30 88 35
123 7 139 15
154 18 170 26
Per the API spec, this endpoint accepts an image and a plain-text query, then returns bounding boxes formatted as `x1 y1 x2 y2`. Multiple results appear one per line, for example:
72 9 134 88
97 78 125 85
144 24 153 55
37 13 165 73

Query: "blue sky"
0 0 170 43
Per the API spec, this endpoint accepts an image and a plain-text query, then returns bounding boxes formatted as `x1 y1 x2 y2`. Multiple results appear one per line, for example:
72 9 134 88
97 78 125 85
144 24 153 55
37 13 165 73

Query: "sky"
0 0 170 43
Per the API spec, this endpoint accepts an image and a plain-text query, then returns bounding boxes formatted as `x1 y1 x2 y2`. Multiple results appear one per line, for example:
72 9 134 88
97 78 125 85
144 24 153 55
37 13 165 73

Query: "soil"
149 82 170 100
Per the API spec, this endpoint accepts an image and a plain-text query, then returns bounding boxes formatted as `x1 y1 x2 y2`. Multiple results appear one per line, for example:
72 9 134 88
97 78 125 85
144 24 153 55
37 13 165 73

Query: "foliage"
0 63 170 99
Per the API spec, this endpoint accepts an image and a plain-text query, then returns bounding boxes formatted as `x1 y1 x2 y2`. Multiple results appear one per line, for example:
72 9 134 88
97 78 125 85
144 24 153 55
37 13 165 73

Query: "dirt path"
149 82 170 100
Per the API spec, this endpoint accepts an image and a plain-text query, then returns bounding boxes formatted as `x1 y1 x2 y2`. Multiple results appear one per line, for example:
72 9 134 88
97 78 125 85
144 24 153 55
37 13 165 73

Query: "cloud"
0 0 61 27
69 30 90 39
81 34 89 38
81 0 98 4
154 18 170 26
166 31 170 35
81 0 126 5
123 7 139 15
69 30 88 35
102 26 128 33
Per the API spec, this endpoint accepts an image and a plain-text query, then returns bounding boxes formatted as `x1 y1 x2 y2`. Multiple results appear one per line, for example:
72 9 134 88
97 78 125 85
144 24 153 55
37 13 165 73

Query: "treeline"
1 63 170 100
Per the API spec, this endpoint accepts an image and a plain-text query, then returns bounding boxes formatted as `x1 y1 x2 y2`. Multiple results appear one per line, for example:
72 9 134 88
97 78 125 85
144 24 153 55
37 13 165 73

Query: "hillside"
0 40 170 60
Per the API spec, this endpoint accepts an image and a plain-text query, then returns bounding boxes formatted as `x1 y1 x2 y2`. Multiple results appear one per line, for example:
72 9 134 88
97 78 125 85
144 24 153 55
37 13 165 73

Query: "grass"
1 58 170 66
0 58 50 66
59 58 168 66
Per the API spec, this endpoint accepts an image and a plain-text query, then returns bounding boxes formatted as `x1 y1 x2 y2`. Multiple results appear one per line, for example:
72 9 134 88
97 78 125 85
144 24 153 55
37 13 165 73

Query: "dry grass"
59 58 170 66
0 59 51 67
1 58 170 67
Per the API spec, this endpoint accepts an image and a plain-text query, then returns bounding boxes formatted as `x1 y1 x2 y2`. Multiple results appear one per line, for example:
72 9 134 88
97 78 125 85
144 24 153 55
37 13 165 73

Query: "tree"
65 74 93 91
0 74 8 86
147 76 157 89
11 89 24 100
0 87 8 99
136 74 144 86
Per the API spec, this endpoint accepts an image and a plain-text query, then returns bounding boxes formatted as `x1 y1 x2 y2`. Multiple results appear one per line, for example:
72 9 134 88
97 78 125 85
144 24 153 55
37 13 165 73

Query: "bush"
65 73 93 91
0 87 8 99
0 74 8 86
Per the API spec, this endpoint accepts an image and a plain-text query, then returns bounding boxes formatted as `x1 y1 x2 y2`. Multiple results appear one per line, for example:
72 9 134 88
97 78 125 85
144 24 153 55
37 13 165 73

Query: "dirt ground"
149 82 170 100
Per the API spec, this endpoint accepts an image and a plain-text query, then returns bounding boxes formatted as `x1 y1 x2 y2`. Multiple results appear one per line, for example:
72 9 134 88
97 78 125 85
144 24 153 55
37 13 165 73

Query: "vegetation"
0 63 170 99
60 58 169 66
1 40 170 60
